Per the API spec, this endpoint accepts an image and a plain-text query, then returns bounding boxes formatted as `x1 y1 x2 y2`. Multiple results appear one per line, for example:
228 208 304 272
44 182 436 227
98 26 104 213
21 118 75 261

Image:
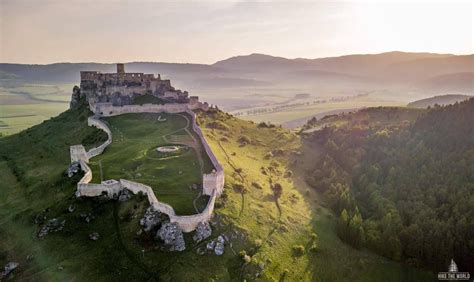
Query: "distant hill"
407 94 472 108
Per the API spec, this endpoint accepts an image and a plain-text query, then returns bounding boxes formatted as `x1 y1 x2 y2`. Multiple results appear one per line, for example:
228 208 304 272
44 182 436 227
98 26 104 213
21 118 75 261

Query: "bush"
233 183 246 193
264 152 273 160
219 136 230 142
251 182 263 189
243 254 252 264
238 135 251 145
270 160 280 167
254 239 263 248
309 244 319 253
284 170 293 178
292 245 305 256
207 121 229 131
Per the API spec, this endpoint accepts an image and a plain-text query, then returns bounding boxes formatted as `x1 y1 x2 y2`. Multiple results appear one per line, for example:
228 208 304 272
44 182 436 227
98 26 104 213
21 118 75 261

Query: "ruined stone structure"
70 70 224 232
80 64 209 113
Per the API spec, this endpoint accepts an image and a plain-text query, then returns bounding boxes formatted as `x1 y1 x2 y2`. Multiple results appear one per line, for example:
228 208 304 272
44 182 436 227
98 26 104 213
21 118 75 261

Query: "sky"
0 0 472 64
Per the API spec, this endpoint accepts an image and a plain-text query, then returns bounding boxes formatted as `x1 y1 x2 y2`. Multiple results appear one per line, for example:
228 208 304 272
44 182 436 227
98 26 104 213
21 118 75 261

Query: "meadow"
88 112 214 215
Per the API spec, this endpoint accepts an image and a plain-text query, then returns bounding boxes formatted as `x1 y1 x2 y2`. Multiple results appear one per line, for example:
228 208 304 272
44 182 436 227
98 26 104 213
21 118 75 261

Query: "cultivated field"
0 82 73 135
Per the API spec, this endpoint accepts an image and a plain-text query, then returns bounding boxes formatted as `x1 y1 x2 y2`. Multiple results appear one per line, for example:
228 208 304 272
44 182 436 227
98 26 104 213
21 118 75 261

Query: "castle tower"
117 63 125 74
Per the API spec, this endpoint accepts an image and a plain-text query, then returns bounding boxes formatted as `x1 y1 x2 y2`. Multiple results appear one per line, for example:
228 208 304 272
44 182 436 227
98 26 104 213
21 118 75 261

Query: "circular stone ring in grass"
156 146 181 153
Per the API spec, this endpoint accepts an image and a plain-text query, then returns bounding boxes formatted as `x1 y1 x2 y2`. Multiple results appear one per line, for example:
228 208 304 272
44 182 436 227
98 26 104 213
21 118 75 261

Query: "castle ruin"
80 63 208 114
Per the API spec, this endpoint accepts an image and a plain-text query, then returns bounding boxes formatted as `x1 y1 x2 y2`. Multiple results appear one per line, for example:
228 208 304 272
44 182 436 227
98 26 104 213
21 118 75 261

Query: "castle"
80 63 208 114
69 65 224 235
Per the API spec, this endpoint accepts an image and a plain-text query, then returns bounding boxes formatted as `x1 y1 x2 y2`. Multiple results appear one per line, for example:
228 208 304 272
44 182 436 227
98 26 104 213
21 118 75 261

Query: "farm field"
89 112 214 215
0 83 73 135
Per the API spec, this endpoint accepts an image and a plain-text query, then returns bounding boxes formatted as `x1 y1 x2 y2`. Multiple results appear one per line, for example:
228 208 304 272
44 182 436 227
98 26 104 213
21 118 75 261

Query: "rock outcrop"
1 262 19 279
193 221 212 243
139 206 162 232
69 85 82 109
156 222 186 251
37 218 65 239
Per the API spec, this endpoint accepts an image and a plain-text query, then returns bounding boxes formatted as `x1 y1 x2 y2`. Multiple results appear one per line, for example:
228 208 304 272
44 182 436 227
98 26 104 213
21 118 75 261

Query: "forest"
303 99 474 273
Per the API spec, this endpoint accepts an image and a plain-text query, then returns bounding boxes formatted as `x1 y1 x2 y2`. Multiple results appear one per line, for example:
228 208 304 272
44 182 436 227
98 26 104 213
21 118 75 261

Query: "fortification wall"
86 118 113 159
70 145 88 163
169 190 217 232
70 104 224 232
185 109 225 196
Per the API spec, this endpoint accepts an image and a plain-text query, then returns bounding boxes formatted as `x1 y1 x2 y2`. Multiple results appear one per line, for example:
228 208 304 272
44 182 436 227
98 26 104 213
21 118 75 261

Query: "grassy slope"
0 105 434 281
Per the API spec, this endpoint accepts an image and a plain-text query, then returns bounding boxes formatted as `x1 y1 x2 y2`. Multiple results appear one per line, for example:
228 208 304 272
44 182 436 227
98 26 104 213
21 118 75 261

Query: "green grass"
89 112 213 215
0 104 436 281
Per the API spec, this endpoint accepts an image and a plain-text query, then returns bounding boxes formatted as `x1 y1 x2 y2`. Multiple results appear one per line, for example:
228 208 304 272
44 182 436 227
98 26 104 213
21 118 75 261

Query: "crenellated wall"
70 104 224 232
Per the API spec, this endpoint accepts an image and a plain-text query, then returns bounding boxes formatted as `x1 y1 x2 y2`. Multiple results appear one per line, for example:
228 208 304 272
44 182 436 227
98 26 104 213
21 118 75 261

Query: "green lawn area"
89 112 214 215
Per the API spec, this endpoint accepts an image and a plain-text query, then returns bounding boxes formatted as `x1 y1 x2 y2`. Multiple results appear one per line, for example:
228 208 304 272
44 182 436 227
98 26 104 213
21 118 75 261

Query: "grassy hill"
407 94 472 108
0 102 436 280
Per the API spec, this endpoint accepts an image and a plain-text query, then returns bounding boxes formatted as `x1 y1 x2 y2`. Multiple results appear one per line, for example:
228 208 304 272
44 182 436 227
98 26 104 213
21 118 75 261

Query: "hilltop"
407 94 472 108
0 98 439 280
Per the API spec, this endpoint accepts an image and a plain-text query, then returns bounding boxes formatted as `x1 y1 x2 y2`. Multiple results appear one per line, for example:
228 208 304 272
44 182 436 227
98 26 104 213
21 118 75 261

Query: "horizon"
1 0 472 64
1 50 472 66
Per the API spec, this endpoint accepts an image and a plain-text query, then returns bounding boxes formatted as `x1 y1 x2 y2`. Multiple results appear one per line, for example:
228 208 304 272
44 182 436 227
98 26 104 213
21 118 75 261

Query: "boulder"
69 86 82 109
206 240 216 251
118 189 133 202
156 222 186 252
67 204 76 213
193 221 212 243
89 232 100 241
214 235 225 256
67 161 80 177
1 262 19 279
139 206 162 232
38 218 65 239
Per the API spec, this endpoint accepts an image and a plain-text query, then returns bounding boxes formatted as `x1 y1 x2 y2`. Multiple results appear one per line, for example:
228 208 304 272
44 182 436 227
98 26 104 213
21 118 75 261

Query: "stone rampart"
70 104 224 232
86 118 113 159
185 109 225 196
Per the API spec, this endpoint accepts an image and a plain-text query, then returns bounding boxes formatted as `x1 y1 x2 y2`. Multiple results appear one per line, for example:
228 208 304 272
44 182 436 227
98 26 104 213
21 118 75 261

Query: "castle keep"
80 63 208 113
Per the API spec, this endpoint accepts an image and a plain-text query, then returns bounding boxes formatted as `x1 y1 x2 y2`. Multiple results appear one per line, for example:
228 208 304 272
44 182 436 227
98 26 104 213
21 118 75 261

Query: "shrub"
292 245 305 256
254 239 263 248
239 250 247 257
243 254 252 264
310 232 318 241
238 135 251 145
207 121 229 131
271 183 283 199
263 152 273 160
233 183 246 193
251 182 263 189
284 170 293 178
270 160 280 167
220 136 230 142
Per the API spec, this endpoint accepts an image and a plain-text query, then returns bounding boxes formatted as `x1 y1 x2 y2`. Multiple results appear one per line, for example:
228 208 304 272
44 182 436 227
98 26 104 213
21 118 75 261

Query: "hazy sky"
1 0 472 64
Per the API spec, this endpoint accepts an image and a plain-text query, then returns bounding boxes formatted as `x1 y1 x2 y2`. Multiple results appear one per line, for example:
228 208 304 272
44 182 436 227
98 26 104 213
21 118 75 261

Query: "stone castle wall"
86 118 113 159
71 105 223 232
93 102 208 116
